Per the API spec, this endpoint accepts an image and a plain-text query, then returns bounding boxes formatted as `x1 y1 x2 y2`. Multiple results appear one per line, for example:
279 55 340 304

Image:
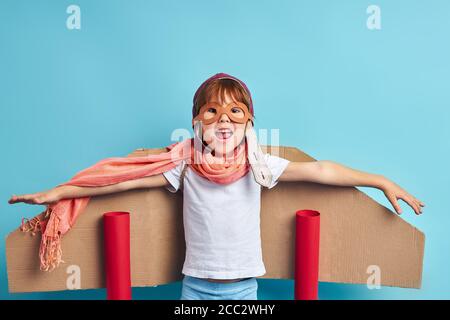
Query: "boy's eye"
231 107 245 119
203 107 217 120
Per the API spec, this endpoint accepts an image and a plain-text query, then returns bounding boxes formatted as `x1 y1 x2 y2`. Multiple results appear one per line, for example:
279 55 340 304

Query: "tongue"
219 132 232 139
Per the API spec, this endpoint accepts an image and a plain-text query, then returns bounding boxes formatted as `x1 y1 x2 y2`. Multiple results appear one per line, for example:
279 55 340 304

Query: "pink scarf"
21 138 250 271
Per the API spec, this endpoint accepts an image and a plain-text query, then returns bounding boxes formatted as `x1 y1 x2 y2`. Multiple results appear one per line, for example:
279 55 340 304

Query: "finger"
387 195 402 214
25 195 40 205
399 195 420 215
11 194 24 204
8 195 17 204
414 199 423 214
405 197 419 215
15 194 36 205
412 198 422 215
411 200 420 215
21 195 32 204
410 197 424 214
11 194 26 204
409 197 421 214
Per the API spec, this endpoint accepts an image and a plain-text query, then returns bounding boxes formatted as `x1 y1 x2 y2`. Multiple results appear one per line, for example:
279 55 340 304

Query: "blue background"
1 0 449 300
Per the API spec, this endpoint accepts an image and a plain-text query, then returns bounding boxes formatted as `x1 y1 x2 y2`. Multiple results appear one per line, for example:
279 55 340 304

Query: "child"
8 73 425 300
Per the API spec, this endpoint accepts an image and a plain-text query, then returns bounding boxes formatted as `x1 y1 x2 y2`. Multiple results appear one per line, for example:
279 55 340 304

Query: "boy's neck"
211 150 235 160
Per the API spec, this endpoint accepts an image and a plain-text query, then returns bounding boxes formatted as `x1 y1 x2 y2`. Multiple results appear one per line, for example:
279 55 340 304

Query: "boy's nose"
219 112 230 123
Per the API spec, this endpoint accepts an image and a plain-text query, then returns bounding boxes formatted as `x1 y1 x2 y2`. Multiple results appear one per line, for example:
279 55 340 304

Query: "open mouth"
215 128 234 141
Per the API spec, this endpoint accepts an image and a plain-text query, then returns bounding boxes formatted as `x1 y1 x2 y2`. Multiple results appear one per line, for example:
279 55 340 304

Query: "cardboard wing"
5 146 425 293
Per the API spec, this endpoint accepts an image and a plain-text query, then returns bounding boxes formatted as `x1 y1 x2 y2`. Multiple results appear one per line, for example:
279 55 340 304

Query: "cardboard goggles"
192 101 254 126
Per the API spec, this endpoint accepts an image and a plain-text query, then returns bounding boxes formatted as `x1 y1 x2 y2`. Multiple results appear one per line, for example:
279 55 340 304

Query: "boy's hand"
8 188 62 206
381 180 425 215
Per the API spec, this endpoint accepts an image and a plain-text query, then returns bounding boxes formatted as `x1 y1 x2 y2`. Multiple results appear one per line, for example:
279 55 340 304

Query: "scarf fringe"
39 233 64 272
20 216 42 236
21 206 65 272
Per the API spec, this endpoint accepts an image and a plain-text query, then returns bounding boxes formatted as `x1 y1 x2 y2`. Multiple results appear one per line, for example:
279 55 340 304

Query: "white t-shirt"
162 153 290 279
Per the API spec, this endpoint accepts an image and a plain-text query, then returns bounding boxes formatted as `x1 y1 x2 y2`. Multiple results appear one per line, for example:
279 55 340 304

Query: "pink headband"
192 72 254 119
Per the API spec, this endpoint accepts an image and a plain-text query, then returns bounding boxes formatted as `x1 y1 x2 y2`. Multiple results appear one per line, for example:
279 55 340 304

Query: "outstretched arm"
8 174 170 206
279 160 425 215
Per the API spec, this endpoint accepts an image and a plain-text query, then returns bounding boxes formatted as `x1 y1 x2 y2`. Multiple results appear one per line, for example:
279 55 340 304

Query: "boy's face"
201 91 248 158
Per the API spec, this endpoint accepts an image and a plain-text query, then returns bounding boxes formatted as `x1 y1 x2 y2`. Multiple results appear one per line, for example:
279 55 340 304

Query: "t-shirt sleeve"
162 160 186 193
264 153 291 189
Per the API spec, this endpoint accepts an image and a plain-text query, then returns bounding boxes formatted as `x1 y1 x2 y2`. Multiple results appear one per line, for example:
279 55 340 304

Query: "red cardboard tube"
295 209 320 300
103 211 132 300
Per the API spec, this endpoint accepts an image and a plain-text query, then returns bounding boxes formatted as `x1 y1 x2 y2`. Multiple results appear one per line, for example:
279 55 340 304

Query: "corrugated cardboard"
5 146 425 293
